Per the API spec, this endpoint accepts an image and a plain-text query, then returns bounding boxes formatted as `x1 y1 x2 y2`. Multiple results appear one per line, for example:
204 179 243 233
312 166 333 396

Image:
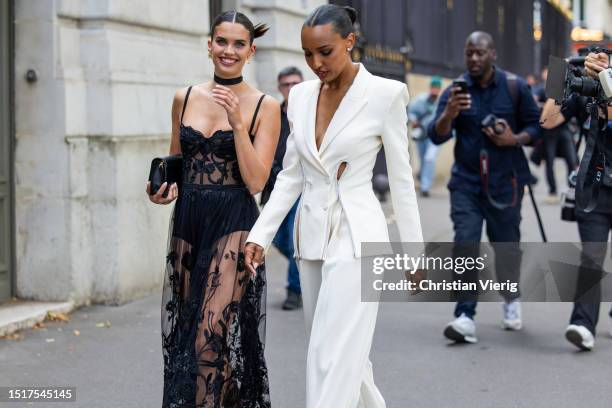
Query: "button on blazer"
247 64 423 260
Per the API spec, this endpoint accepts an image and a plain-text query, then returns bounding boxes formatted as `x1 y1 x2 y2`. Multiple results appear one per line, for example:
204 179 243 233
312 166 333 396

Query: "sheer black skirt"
161 183 270 408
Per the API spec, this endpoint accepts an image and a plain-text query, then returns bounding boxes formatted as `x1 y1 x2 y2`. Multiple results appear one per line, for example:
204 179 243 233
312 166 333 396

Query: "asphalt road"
1 169 612 408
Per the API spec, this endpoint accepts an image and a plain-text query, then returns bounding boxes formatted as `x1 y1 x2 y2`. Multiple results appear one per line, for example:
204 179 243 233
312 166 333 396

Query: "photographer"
542 51 612 351
428 31 541 343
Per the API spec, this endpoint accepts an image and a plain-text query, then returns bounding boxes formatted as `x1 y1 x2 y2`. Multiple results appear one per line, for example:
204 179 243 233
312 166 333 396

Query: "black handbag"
148 155 183 198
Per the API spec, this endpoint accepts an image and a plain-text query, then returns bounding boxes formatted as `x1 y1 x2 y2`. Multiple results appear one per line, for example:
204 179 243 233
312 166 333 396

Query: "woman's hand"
146 181 178 205
212 85 244 131
244 243 265 278
584 52 609 79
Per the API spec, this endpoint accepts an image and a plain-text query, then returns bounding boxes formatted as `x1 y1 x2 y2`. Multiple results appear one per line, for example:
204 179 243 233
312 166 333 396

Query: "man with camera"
541 51 612 351
428 31 541 343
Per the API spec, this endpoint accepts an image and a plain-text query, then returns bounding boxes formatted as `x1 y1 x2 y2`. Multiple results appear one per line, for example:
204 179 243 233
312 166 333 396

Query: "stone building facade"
2 0 323 305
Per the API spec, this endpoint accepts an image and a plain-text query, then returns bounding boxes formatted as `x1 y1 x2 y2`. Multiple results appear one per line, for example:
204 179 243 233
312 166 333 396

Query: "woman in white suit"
245 5 423 407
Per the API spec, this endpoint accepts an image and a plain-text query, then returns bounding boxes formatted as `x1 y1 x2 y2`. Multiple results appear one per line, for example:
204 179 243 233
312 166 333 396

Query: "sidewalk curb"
0 300 75 337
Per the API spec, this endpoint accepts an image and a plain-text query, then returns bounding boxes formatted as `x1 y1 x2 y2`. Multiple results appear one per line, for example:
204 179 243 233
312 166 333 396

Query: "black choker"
214 74 243 85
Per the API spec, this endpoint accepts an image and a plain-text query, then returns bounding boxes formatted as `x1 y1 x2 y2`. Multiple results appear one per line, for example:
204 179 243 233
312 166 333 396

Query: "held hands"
212 85 243 131
146 181 178 205
482 118 519 147
584 52 610 79
244 242 264 279
444 87 472 119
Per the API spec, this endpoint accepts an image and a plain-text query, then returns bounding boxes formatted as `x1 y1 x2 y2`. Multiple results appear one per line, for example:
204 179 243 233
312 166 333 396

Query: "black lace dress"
161 86 270 408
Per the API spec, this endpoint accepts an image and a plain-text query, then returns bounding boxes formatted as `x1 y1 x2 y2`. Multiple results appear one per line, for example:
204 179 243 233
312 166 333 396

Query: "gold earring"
208 50 212 58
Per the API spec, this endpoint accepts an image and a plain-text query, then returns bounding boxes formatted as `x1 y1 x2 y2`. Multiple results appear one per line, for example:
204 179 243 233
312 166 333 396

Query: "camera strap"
476 75 521 210
479 149 518 209
575 103 604 212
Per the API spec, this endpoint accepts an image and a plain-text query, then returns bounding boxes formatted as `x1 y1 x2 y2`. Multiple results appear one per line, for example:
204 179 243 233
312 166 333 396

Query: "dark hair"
303 5 357 38
211 10 269 44
278 66 303 81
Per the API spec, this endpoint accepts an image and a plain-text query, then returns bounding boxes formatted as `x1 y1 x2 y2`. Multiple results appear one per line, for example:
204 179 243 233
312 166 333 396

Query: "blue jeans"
272 201 301 294
450 187 523 319
416 138 439 192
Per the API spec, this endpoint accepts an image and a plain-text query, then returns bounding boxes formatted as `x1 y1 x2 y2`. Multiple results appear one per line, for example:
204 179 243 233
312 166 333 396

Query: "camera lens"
569 76 600 97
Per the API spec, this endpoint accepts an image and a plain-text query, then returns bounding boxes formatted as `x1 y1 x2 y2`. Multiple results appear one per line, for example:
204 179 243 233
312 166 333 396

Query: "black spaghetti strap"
180 86 193 124
248 94 266 135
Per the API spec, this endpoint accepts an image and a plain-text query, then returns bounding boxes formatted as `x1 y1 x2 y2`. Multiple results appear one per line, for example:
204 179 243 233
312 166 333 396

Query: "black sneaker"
282 290 303 310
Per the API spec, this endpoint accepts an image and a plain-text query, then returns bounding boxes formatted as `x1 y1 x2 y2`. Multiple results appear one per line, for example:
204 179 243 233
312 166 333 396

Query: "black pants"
451 188 523 319
570 210 612 335
544 127 578 194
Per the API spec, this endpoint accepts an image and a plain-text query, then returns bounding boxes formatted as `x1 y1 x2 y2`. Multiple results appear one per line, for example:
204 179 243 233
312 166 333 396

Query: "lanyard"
479 149 518 209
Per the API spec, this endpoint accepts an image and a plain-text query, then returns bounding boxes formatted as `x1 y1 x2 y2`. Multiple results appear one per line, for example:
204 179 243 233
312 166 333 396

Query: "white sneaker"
444 314 478 343
502 300 522 330
565 324 594 351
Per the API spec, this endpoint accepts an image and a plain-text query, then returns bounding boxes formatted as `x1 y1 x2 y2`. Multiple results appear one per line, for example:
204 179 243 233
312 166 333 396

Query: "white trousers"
298 202 385 408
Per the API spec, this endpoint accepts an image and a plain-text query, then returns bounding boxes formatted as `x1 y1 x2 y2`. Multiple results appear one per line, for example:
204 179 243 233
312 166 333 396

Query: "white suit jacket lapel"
303 82 328 174
318 64 370 156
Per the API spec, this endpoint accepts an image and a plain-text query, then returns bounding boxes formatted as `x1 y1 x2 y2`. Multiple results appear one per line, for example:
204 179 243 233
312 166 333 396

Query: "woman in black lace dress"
146 11 280 408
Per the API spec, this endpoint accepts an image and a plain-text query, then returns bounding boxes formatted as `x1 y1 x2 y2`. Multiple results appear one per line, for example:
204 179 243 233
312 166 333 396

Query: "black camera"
481 114 505 134
546 48 612 105
546 47 612 212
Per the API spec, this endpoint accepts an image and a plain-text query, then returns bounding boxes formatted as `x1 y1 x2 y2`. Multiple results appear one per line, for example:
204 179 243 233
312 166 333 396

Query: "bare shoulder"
259 93 281 114
173 86 191 106
249 92 280 133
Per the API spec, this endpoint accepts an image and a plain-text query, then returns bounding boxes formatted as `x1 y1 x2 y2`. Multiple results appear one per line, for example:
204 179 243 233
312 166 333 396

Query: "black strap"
249 94 266 135
476 72 521 210
575 104 604 212
506 74 520 114
479 149 518 210
180 86 193 124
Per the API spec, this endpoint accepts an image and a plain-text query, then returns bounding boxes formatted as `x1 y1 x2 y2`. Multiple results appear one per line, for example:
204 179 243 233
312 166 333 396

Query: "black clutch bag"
148 155 183 198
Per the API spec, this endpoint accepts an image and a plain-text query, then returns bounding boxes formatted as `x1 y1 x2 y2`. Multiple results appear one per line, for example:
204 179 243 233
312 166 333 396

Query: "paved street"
1 168 612 408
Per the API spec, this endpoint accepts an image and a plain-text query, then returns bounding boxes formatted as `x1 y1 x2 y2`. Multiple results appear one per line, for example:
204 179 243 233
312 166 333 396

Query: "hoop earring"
208 50 212 59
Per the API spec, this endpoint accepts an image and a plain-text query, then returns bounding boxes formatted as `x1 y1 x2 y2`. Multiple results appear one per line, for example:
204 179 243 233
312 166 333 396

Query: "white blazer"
247 64 423 260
